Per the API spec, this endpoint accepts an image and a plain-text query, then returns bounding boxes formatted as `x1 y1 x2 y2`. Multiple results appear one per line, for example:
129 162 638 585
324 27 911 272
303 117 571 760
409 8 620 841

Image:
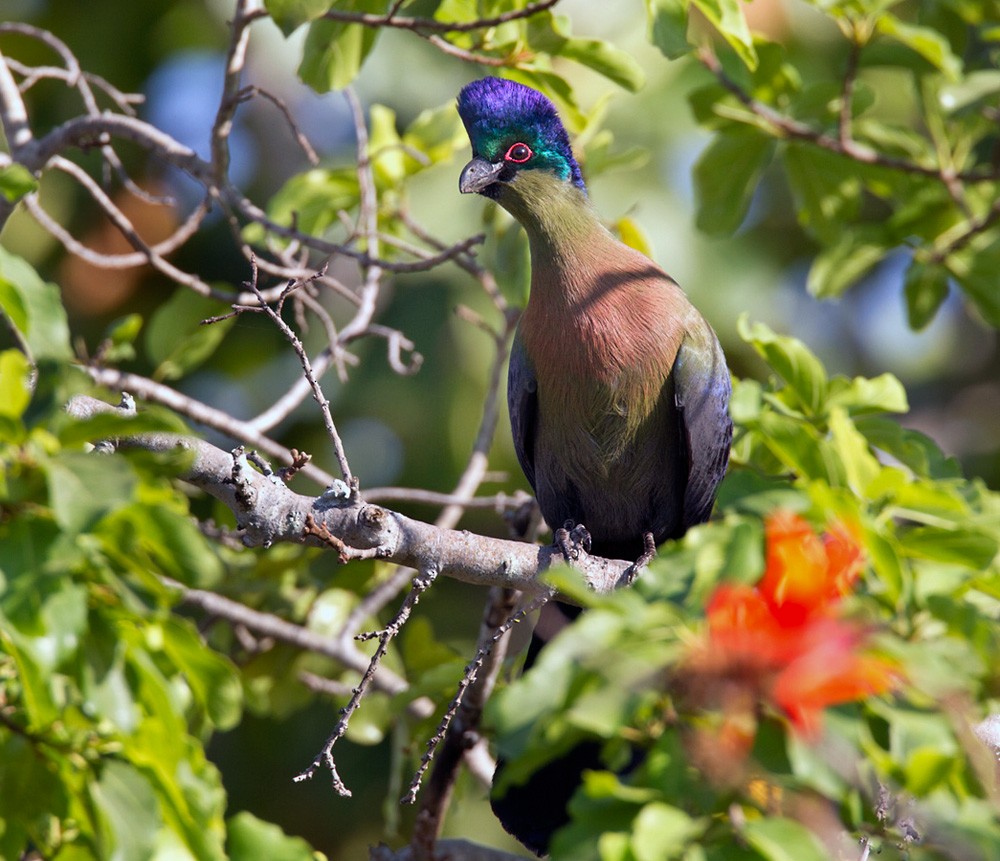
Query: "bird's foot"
554 520 592 562
621 532 656 586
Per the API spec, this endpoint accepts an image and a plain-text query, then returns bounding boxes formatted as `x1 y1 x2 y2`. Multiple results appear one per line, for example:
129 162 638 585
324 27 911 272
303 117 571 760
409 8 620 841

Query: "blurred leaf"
784 145 861 243
0 349 31 420
742 816 830 860
45 451 136 533
146 289 234 382
0 247 72 362
630 803 705 861
258 167 359 240
806 228 890 298
402 103 467 165
226 811 319 860
615 217 654 258
264 0 331 34
0 163 37 203
828 407 881 494
91 760 161 861
161 618 242 729
645 0 690 60
855 416 961 479
899 525 998 568
527 13 645 92
951 237 1000 327
904 259 950 329
691 0 757 70
100 313 144 363
369 104 406 187
876 14 963 81
693 129 774 235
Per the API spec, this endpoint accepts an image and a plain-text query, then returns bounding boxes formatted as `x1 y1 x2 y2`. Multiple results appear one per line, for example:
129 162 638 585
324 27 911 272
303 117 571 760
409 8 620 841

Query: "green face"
472 127 577 185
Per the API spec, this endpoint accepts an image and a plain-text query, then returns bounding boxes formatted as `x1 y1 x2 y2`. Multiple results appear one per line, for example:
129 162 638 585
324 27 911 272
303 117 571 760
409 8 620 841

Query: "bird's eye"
504 142 533 164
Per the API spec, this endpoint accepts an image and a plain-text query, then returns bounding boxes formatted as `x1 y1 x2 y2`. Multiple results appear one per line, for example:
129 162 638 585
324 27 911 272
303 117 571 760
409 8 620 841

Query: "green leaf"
145 289 234 382
737 316 828 416
0 163 38 203
260 168 360 239
691 0 757 70
91 760 162 861
560 36 646 92
742 816 830 861
826 373 908 415
369 104 406 188
828 406 881 494
0 350 31 420
876 14 963 81
226 811 318 861
900 525 998 569
646 0 690 60
264 0 331 34
783 145 861 243
951 238 1000 327
806 228 890 298
631 803 705 861
693 129 774 235
161 619 242 729
299 12 379 92
45 451 137 533
0 246 72 362
903 259 950 330
903 746 958 794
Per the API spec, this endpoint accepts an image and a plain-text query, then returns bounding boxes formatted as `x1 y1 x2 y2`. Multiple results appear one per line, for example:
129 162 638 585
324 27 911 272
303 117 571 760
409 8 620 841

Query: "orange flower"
758 511 863 626
772 620 898 737
699 511 897 739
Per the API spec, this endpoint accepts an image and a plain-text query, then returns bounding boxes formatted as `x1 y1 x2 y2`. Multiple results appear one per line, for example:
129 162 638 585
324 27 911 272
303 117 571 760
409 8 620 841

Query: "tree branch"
64 394 633 594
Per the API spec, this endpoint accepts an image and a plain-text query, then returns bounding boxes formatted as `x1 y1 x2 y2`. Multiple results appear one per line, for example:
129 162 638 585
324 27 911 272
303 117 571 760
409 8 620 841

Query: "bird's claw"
621 532 656 586
555 521 592 562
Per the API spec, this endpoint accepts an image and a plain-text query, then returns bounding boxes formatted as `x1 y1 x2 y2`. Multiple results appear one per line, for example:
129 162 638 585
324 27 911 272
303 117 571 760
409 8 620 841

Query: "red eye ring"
504 142 533 164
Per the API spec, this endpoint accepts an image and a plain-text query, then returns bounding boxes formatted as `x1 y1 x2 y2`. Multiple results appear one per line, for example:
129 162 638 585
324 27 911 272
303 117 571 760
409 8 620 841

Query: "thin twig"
294 568 439 794
403 589 552 806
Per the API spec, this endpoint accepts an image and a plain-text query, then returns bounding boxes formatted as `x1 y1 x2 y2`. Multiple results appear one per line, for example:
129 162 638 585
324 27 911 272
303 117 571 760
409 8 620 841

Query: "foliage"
1 0 999 859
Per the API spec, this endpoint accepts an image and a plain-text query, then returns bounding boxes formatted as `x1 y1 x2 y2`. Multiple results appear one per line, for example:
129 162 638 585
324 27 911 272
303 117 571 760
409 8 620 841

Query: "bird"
457 77 732 855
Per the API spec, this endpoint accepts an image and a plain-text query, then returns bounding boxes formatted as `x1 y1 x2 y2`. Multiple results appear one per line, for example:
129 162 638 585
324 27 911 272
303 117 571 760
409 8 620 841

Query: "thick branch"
65 395 632 594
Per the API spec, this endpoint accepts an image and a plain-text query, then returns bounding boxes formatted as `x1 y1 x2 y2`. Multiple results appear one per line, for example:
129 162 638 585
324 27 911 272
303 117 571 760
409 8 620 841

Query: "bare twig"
293 568 439 794
405 588 544 834
235 259 354 484
316 0 561 34
81 365 338 488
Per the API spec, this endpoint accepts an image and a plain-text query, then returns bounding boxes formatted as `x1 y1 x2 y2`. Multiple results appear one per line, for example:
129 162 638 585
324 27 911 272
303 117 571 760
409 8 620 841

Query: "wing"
507 330 539 492
673 326 733 530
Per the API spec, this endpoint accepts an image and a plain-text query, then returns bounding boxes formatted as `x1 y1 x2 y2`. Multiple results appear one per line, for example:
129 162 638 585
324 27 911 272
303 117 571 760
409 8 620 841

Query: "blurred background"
2 0 997 855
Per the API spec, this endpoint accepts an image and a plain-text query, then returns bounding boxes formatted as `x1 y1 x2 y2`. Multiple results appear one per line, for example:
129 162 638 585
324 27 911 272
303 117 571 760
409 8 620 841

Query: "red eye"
504 142 533 164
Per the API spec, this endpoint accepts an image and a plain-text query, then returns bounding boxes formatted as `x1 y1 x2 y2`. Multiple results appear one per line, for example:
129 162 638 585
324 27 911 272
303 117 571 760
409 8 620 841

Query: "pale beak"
459 157 504 194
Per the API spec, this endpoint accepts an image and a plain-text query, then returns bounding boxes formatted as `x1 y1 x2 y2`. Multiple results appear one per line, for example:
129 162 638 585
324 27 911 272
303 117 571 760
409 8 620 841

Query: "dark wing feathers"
673 333 733 530
508 332 539 492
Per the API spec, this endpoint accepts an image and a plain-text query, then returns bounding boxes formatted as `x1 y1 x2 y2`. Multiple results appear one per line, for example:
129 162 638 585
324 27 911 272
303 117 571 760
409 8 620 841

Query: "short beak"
459 157 504 194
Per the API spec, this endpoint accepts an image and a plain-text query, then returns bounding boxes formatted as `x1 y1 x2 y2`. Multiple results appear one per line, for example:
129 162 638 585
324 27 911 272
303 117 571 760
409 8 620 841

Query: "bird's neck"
497 172 609 299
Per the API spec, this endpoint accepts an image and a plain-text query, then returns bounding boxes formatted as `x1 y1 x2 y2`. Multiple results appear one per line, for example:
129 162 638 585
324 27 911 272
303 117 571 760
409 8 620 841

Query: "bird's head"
456 77 585 202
